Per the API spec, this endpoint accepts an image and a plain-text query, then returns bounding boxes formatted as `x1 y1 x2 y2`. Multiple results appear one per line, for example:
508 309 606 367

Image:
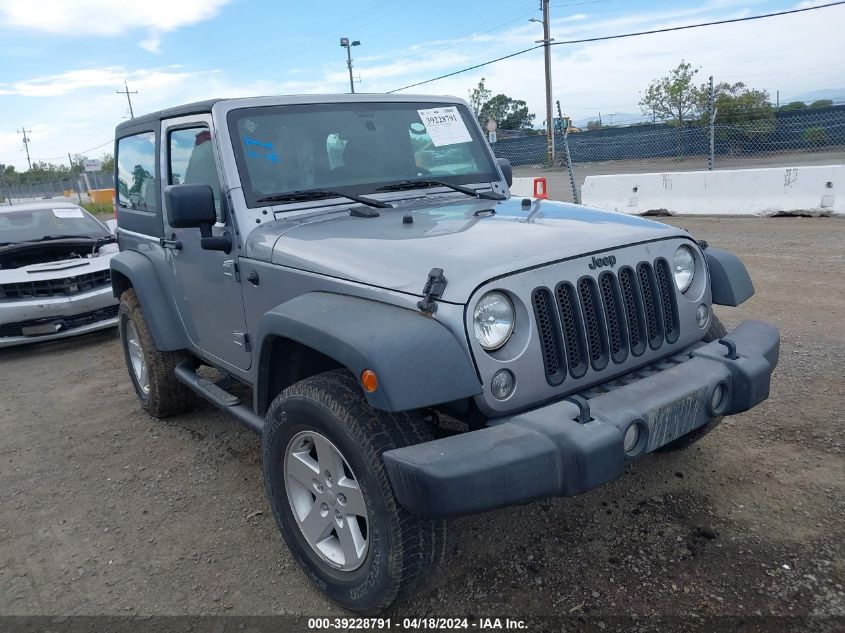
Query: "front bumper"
0 287 118 349
383 320 779 518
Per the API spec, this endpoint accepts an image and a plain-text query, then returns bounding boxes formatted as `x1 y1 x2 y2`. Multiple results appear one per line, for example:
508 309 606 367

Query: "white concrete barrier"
582 164 844 216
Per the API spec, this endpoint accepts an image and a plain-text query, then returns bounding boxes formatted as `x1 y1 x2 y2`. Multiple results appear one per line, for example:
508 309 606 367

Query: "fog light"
696 303 709 328
623 424 640 453
491 369 515 400
711 383 726 413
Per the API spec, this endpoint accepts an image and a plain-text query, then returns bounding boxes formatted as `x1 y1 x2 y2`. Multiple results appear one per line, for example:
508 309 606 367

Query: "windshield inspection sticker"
53 208 84 219
417 107 472 147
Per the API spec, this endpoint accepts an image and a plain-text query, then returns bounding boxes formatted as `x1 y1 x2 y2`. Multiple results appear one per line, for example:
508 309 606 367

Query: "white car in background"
0 202 119 348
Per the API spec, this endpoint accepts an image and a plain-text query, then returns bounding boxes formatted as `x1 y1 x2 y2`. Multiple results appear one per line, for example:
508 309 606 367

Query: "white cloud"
0 0 232 51
1 1 843 167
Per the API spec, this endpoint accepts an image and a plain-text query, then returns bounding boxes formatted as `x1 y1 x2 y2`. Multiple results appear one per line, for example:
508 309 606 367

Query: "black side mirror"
496 157 513 187
165 184 231 253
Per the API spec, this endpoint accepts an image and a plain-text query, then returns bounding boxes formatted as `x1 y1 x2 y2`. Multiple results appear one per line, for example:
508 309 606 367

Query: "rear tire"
262 369 448 614
118 288 196 418
657 314 728 452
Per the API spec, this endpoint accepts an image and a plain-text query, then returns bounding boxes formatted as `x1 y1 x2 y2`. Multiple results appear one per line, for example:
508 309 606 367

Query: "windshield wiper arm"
37 234 96 242
376 179 505 201
256 189 390 209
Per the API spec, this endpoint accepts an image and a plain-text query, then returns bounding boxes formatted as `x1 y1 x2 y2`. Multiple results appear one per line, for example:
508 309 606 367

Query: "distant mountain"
571 112 647 128
780 88 845 105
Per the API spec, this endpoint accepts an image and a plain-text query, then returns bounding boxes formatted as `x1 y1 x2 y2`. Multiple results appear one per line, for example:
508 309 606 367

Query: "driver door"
161 116 251 371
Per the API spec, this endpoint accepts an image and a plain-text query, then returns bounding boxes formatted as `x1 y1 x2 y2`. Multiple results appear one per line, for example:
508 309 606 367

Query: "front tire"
118 288 196 418
262 370 447 614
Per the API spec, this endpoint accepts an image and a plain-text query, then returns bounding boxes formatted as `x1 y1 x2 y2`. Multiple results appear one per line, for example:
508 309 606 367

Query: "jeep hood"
249 197 686 303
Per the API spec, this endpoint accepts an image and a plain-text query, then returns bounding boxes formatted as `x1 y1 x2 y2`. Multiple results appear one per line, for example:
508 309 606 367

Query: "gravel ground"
0 217 843 627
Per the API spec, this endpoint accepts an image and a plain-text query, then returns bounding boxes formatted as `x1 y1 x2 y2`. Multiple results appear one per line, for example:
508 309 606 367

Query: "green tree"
779 101 806 112
478 94 536 131
639 60 705 157
468 78 492 127
703 82 775 154
586 120 603 131
810 99 833 108
101 153 115 173
639 61 704 124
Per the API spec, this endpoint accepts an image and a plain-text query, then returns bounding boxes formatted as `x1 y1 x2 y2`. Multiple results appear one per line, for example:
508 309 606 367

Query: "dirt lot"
1 217 843 625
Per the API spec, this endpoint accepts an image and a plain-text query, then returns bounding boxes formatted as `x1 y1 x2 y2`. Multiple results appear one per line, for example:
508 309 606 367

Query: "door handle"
160 236 182 250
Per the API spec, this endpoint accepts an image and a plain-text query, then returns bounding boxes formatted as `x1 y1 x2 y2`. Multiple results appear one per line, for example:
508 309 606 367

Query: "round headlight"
473 291 515 351
673 245 695 292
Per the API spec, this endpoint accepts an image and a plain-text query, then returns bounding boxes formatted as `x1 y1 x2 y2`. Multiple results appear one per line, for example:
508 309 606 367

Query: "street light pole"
340 38 361 94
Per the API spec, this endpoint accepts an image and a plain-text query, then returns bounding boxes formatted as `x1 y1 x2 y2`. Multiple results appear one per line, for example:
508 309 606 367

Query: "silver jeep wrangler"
111 94 779 613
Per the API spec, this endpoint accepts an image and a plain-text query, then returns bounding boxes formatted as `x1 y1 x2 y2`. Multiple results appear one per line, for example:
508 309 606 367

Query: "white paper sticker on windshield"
417 107 472 147
53 208 84 218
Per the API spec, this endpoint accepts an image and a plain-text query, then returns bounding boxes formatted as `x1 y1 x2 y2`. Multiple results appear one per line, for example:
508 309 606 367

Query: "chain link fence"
0 171 113 206
494 106 845 202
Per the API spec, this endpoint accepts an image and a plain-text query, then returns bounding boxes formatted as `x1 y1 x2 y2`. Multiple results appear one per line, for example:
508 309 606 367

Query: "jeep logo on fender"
588 255 617 270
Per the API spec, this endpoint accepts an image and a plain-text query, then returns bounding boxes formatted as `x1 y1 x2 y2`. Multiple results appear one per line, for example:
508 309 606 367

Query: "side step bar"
174 361 264 435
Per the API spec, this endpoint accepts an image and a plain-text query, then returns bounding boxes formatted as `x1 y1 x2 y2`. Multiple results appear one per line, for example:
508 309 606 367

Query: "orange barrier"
89 188 115 204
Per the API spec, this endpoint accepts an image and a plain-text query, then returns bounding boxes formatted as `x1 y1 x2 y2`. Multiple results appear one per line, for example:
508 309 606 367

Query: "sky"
0 0 843 170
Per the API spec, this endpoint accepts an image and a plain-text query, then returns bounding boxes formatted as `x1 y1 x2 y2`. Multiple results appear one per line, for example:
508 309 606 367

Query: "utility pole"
340 38 361 94
776 89 780 109
116 80 138 118
18 127 32 171
539 0 554 165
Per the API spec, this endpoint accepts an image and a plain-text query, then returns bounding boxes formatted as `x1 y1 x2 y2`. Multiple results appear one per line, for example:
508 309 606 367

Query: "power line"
388 1 845 93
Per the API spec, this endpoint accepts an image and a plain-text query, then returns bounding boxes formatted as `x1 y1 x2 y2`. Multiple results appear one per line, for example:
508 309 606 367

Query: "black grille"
599 272 628 364
654 258 680 344
578 278 608 371
637 262 663 349
532 288 565 385
0 270 111 300
0 305 118 338
532 257 683 385
619 267 647 356
555 282 588 378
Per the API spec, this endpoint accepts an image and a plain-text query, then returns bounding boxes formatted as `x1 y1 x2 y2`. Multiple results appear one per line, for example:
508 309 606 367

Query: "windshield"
228 101 499 208
0 207 109 245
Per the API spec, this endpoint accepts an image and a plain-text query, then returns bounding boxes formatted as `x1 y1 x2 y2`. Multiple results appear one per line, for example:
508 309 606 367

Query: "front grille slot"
637 262 664 349
578 277 609 371
531 288 565 385
555 282 589 378
599 272 628 364
619 266 647 356
654 258 680 344
0 270 111 300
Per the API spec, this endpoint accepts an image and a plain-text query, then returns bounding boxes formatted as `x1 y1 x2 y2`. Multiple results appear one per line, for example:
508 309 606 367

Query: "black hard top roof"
115 99 221 133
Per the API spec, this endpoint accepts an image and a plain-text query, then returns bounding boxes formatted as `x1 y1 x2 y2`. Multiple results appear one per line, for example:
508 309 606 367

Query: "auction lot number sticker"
308 617 527 630
417 106 473 147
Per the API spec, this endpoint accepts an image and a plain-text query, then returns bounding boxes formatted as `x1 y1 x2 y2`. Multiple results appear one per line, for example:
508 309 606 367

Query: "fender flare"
110 250 190 351
255 292 482 413
704 246 755 307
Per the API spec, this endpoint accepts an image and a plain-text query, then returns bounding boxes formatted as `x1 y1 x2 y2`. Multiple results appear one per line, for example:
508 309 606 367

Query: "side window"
117 132 157 212
169 127 223 220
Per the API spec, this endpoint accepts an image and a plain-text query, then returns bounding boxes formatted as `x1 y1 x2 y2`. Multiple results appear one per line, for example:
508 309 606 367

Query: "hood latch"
417 268 447 314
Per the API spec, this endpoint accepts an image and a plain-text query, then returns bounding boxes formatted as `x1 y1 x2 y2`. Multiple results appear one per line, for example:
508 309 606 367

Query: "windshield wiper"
256 189 390 209
376 179 505 201
37 234 97 242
